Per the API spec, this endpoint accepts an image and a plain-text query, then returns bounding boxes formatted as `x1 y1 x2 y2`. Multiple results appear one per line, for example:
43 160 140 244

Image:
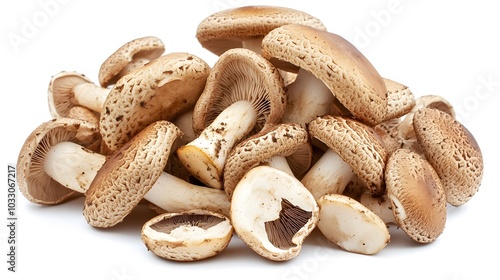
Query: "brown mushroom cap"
83 120 182 228
261 24 387 126
17 118 101 205
307 115 388 196
141 210 233 261
385 148 447 243
412 107 483 206
98 36 165 88
99 52 210 154
196 5 326 56
382 78 415 121
223 123 312 198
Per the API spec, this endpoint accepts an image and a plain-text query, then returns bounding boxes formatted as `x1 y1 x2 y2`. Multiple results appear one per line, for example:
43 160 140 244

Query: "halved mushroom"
317 193 390 255
412 107 483 206
98 36 165 88
231 165 318 261
176 48 286 190
261 24 387 126
141 210 233 262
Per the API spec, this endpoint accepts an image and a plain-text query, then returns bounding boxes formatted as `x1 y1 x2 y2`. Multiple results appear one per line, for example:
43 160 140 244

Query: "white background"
1 1 499 279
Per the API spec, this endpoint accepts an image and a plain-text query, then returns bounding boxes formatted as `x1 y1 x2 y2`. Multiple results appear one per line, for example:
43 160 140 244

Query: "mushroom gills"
150 213 225 234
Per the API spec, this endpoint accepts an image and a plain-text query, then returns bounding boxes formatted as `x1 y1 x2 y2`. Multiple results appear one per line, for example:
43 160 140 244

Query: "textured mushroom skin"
413 107 483 206
383 78 415 121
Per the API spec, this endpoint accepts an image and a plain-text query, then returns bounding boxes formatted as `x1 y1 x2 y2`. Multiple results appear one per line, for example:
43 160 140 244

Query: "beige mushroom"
385 148 447 243
358 192 395 224
141 210 233 262
382 78 416 121
176 48 286 190
261 24 387 126
231 165 318 261
412 107 483 206
317 193 390 255
98 36 165 88
66 106 100 127
301 115 388 199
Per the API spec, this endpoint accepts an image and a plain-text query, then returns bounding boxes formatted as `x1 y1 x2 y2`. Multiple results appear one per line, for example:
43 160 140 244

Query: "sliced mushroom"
385 148 447 243
98 36 165 88
261 24 387 126
141 210 233 261
317 194 390 255
412 107 483 206
177 48 286 190
231 165 318 261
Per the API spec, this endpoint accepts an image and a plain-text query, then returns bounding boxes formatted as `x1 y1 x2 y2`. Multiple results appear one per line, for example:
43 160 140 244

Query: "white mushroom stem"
300 149 355 200
117 57 151 78
241 37 264 53
177 100 258 190
265 156 294 176
359 192 395 224
43 141 230 215
72 83 110 113
281 69 336 125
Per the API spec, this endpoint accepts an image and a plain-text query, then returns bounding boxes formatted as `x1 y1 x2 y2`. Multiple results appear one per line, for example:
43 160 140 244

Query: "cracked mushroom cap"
16 118 101 205
223 123 312 198
141 210 233 262
317 194 390 255
98 36 165 88
308 115 388 196
99 52 210 154
385 148 447 243
231 165 319 261
196 5 326 56
83 120 183 228
261 24 387 126
412 107 483 206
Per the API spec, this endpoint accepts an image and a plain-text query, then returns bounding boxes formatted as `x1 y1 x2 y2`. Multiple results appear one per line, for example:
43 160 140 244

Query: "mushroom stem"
265 156 294 176
43 141 230 215
281 68 335 125
300 149 355 200
241 37 264 53
359 192 395 224
177 100 258 189
72 83 110 113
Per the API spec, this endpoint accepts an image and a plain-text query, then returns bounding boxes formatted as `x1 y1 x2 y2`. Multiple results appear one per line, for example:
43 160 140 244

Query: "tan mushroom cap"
382 78 415 121
412 107 483 206
196 5 326 56
98 36 165 88
307 115 388 196
48 71 95 118
317 194 390 255
141 210 233 262
261 24 387 126
223 123 312 198
67 106 100 127
16 118 101 205
99 52 210 154
385 148 447 243
83 120 182 228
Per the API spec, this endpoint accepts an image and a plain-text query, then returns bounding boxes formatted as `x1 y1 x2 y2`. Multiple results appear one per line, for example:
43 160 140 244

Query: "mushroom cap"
141 210 233 261
261 24 387 126
83 120 183 228
385 148 447 243
99 52 210 153
196 5 326 56
67 106 100 127
47 71 94 119
307 115 388 196
382 78 415 121
223 123 312 198
98 36 165 88
412 107 483 206
230 165 319 261
192 48 286 135
17 118 101 205
317 194 390 255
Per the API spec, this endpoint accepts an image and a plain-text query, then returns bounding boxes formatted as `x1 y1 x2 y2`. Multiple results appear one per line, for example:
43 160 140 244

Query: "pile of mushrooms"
17 5 484 262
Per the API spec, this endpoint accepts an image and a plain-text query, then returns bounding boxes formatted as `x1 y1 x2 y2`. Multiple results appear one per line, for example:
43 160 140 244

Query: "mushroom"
99 52 210 154
223 122 312 198
317 193 390 255
358 192 395 224
176 48 286 190
141 210 233 262
412 107 483 206
301 115 388 199
381 78 416 121
98 36 165 88
261 24 388 126
385 148 447 243
231 165 319 261
16 118 102 205
66 106 100 127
